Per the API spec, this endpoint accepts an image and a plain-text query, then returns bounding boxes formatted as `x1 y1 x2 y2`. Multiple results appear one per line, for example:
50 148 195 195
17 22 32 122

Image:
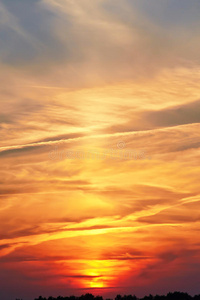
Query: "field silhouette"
15 292 200 300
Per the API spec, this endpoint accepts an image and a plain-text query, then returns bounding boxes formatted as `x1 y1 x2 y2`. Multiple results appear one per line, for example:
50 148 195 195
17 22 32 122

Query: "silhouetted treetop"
30 292 200 300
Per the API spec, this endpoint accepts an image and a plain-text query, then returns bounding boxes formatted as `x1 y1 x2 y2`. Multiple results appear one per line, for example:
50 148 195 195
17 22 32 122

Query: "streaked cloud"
1 0 200 299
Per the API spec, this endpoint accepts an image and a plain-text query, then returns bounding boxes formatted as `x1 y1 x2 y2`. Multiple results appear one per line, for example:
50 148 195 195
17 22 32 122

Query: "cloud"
1 1 200 299
0 144 47 158
145 99 200 128
137 198 200 225
1 0 200 86
106 99 200 135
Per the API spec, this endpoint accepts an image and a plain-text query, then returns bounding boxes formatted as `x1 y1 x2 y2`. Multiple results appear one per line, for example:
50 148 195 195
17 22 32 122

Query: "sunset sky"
1 1 200 299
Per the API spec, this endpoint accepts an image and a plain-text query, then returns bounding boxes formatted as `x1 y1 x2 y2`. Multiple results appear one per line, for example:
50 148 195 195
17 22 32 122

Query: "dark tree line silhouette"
15 292 200 300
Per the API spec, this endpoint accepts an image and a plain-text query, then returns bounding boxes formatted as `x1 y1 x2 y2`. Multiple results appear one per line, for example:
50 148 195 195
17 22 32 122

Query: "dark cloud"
0 179 90 196
0 144 47 158
138 213 200 224
137 199 200 224
0 242 24 250
146 99 200 128
0 114 13 124
35 132 85 143
106 99 200 136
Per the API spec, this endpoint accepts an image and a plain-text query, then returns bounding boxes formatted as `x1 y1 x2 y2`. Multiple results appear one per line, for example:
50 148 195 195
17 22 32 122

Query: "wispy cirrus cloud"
1 0 200 298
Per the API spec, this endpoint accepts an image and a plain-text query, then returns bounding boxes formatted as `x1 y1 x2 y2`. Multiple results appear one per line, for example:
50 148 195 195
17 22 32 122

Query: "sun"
83 260 115 289
86 270 104 288
90 280 104 288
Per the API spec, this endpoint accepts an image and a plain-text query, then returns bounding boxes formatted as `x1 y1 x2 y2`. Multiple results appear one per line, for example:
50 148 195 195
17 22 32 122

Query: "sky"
1 0 200 299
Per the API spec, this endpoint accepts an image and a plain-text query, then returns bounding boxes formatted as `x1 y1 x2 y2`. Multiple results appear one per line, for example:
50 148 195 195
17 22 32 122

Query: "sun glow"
83 260 116 289
90 280 104 289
